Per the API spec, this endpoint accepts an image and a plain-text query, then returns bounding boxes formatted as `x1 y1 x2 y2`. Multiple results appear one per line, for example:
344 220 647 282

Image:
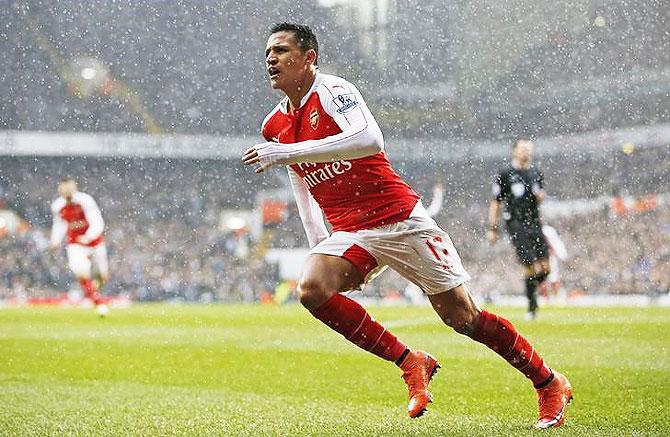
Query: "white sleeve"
79 194 105 240
287 167 329 248
254 79 383 168
50 204 68 246
425 185 444 218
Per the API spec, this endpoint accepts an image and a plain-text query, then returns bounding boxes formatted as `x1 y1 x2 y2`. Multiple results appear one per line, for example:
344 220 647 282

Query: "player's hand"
47 243 58 252
242 147 262 171
242 142 289 173
76 235 92 245
486 229 499 245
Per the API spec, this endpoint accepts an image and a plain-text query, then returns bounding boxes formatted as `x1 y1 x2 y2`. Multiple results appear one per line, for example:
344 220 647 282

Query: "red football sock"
79 278 102 305
471 310 553 387
311 293 408 363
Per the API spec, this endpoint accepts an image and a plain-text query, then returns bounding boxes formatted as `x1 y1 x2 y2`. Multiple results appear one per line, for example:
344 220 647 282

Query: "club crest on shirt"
309 108 319 130
333 93 359 114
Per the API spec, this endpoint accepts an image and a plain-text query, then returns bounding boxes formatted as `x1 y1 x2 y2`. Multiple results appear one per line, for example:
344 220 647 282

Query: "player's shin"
471 310 553 387
311 293 408 363
79 278 102 305
525 276 539 313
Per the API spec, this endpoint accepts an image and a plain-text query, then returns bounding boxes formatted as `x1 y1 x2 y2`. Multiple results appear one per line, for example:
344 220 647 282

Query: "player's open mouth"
268 67 280 79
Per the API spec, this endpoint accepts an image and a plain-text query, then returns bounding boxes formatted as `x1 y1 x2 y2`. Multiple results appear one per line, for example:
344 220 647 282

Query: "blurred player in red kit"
243 23 572 427
50 177 109 316
539 224 568 302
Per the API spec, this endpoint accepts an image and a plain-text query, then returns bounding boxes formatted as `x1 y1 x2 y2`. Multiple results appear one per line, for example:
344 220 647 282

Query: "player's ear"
305 49 317 66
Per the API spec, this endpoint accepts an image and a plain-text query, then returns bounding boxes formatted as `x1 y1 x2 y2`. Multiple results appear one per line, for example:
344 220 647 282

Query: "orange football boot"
399 350 440 418
534 371 573 429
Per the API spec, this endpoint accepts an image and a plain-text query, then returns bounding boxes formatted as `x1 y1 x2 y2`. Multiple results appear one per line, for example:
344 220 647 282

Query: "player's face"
265 31 312 92
513 141 534 168
58 180 77 200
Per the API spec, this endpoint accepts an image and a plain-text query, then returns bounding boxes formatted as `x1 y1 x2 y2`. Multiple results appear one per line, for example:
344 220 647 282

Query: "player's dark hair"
270 22 319 65
60 176 76 184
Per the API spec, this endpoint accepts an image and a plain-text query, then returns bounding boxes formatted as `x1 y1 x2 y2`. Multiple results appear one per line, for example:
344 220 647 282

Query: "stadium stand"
1 143 668 301
2 1 668 140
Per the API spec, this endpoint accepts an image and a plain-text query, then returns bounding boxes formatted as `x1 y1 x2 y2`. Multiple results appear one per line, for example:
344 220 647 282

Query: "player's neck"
285 71 317 112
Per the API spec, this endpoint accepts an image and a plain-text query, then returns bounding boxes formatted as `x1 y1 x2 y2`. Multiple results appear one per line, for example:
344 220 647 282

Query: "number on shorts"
425 236 450 270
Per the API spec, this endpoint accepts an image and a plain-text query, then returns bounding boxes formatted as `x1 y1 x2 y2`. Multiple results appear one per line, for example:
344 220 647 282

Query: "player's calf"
471 310 553 386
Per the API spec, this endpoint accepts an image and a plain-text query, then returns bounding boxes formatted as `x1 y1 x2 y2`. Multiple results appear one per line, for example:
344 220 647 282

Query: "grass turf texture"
1 304 668 436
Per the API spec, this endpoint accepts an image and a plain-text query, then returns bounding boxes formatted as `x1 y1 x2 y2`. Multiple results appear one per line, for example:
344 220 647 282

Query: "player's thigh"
92 243 109 279
306 231 378 293
298 253 364 309
511 235 535 266
66 244 92 278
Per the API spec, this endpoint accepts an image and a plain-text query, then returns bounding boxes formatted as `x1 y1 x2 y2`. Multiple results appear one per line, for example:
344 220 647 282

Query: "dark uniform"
492 164 550 317
493 165 549 265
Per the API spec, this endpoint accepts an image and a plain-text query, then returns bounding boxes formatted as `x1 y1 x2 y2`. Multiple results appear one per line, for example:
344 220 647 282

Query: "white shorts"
311 202 471 295
66 242 109 279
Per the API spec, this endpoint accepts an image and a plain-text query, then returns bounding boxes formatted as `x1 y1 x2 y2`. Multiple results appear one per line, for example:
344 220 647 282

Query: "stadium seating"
1 149 668 301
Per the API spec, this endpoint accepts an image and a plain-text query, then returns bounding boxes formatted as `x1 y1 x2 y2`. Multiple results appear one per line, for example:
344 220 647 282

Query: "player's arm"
243 81 383 172
533 170 547 203
49 203 67 249
425 183 444 218
78 194 105 244
487 200 501 244
487 174 504 244
287 167 329 248
554 237 568 261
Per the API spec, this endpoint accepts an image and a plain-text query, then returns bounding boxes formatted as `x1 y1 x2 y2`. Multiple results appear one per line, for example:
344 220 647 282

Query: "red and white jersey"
50 191 105 247
261 73 419 232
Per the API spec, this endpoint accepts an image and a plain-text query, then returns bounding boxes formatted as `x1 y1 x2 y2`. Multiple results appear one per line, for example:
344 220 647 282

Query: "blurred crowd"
1 147 668 302
2 1 668 142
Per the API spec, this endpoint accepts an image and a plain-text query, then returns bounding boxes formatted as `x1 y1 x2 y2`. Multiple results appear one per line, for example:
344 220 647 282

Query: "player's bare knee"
298 277 331 310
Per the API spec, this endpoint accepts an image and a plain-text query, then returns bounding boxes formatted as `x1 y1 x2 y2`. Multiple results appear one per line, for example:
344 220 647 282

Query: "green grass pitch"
1 304 669 436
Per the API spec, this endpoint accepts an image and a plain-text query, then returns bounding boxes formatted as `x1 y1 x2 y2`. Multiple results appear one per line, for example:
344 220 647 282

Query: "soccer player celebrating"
243 23 572 428
488 139 550 320
50 177 109 316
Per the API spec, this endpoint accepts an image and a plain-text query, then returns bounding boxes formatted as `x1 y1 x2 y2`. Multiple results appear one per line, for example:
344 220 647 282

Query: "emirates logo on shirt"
309 108 319 130
297 160 353 189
